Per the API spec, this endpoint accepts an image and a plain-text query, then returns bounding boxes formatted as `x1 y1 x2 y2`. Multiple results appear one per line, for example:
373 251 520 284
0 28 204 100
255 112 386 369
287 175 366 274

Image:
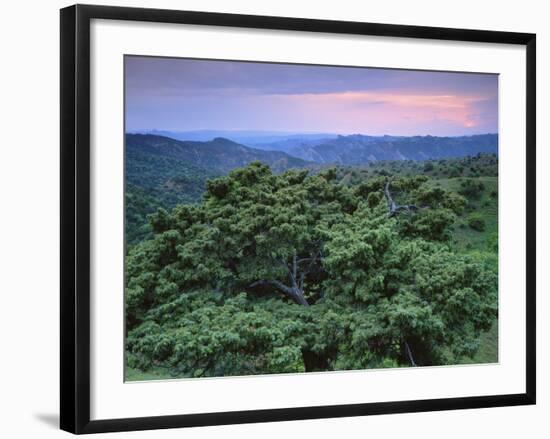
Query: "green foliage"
125 161 498 378
459 178 486 200
332 153 497 184
125 184 164 244
125 150 221 244
423 162 434 172
468 213 486 231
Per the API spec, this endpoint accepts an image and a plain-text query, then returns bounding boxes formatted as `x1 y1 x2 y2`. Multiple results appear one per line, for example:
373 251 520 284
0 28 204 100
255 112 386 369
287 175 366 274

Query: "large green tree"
126 162 497 377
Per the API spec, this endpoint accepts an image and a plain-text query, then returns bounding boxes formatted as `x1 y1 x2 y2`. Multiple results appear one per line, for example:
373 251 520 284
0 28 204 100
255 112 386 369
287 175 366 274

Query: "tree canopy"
126 162 497 377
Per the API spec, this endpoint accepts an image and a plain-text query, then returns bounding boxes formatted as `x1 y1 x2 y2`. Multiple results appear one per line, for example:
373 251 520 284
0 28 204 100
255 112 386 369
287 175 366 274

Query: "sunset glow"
125 56 498 136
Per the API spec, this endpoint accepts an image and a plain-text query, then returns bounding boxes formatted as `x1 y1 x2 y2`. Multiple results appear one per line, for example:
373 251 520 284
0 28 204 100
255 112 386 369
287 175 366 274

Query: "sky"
125 56 498 136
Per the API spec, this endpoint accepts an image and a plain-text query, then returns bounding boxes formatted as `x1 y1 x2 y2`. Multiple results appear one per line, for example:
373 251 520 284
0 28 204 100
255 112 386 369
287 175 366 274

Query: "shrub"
486 232 498 252
459 179 485 199
468 213 486 231
449 168 461 178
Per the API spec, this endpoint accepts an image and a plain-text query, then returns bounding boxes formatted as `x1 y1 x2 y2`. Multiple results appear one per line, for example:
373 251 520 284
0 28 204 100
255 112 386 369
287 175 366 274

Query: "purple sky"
125 56 498 136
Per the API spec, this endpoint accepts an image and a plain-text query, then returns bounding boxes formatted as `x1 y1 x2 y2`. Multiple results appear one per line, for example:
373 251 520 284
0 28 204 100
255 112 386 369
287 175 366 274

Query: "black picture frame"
60 4 536 434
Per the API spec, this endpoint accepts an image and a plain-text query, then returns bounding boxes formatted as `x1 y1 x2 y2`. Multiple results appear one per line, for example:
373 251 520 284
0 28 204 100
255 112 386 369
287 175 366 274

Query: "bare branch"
384 181 418 217
249 279 293 295
248 280 309 306
292 252 297 286
278 258 289 271
299 271 306 291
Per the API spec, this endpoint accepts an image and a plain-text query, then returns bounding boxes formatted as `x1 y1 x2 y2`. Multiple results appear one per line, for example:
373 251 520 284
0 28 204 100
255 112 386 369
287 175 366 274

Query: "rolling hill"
130 129 337 149
125 132 498 244
126 134 310 173
125 134 311 244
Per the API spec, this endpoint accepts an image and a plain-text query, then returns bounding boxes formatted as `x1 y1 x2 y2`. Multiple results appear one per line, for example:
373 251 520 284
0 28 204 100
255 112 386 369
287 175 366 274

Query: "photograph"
124 56 499 381
0 0 542 436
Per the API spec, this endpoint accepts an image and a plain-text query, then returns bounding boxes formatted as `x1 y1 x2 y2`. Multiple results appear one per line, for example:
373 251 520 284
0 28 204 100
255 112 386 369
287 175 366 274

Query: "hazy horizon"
125 56 498 137
128 128 498 138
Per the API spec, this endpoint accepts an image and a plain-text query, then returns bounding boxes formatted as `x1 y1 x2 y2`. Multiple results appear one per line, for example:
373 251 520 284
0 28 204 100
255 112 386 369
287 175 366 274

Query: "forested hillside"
125 134 309 243
127 134 309 173
125 131 498 245
125 151 499 380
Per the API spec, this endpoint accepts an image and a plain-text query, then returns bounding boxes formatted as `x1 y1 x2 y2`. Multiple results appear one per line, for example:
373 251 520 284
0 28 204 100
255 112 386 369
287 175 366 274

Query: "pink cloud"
262 90 493 134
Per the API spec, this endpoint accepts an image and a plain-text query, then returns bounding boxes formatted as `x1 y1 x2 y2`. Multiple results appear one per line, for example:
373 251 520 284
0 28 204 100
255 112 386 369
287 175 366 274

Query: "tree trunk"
291 286 309 306
302 349 330 371
404 340 417 367
289 252 309 306
249 280 309 306
384 181 418 217
248 250 317 306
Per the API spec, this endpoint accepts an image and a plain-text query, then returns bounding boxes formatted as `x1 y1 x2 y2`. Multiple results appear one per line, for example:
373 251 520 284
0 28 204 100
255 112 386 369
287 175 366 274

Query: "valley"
125 132 498 247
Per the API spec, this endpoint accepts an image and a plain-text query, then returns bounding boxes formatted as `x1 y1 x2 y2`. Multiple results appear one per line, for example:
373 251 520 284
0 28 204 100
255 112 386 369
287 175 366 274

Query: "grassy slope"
465 322 498 364
433 176 498 253
125 366 172 381
433 176 498 364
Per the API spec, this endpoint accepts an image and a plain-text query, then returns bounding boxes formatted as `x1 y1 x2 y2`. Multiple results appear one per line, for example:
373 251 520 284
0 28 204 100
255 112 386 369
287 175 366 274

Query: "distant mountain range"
126 134 309 174
125 131 498 243
126 131 498 199
285 134 498 164
129 131 498 165
129 130 337 148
